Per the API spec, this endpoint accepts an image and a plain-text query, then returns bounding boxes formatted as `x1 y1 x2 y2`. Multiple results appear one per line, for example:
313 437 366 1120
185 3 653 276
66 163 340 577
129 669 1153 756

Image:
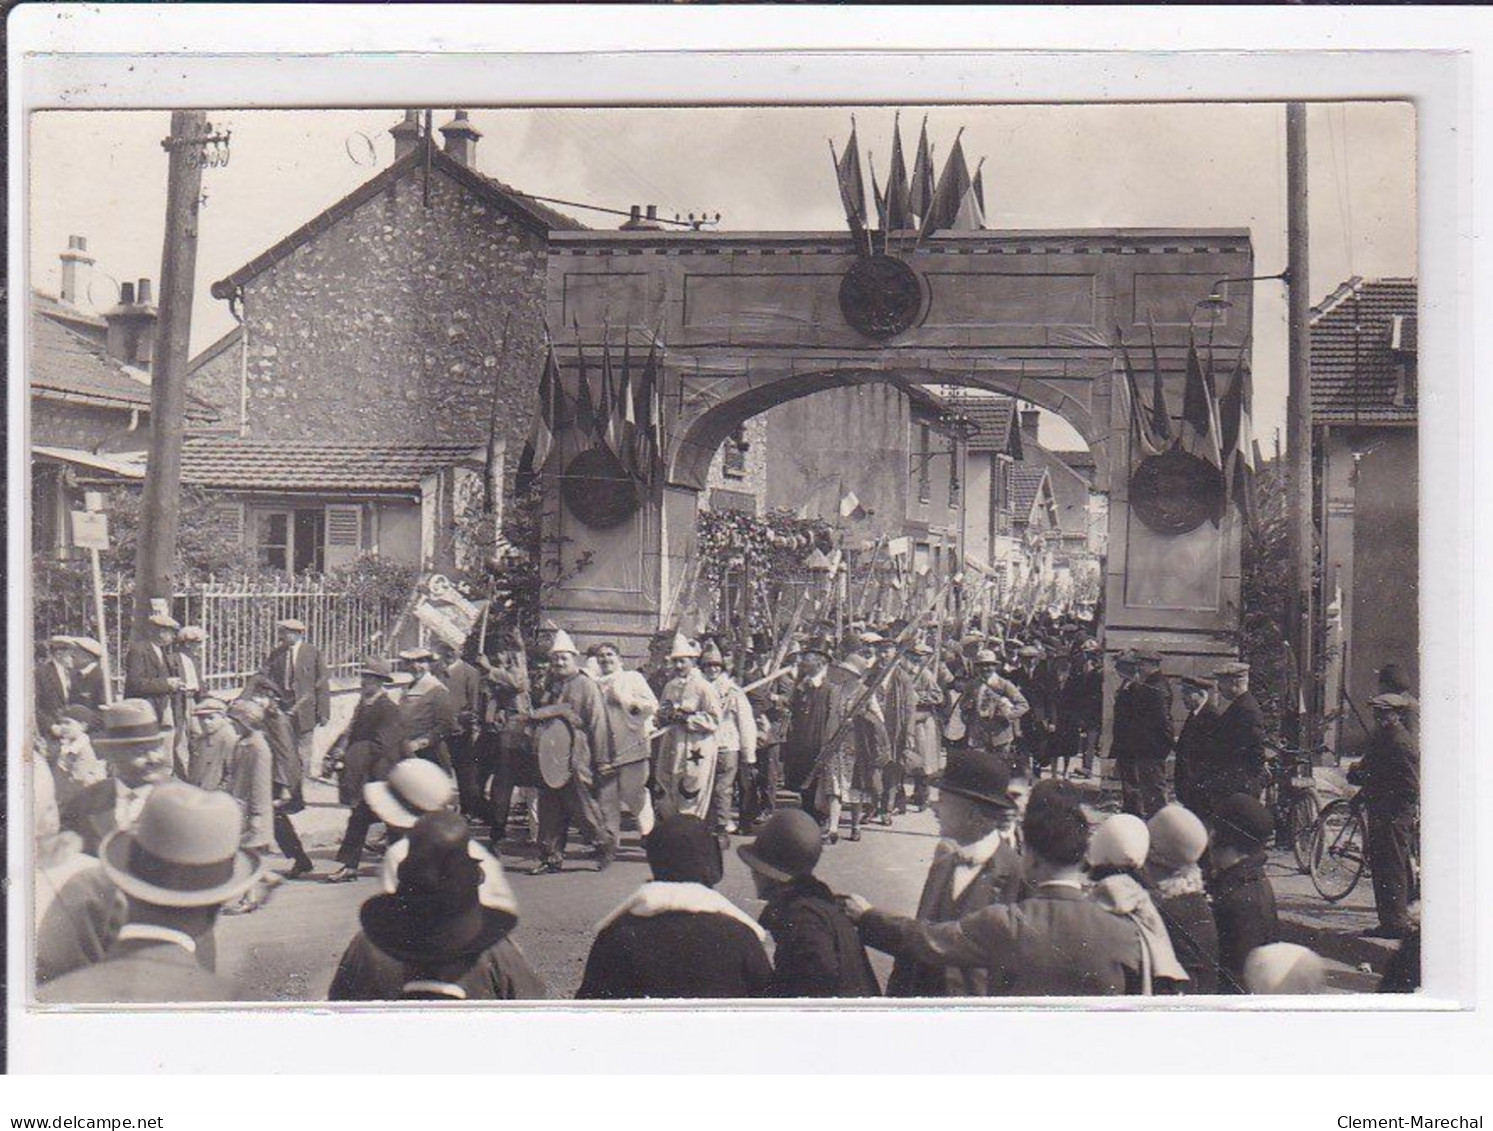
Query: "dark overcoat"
1154 889 1221 994
1203 691 1268 800
1208 851 1278 992
1173 702 1220 814
336 692 406 805
259 641 331 732
123 641 178 726
1109 680 1173 764
760 876 881 998
578 899 773 1000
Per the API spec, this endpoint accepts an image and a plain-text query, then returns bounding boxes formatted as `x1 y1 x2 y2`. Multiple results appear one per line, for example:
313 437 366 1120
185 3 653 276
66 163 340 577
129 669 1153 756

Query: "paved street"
214 781 1391 1000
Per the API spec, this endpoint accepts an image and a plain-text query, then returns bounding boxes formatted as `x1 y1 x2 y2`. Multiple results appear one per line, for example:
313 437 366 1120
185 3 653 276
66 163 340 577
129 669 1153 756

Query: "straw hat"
365 759 457 830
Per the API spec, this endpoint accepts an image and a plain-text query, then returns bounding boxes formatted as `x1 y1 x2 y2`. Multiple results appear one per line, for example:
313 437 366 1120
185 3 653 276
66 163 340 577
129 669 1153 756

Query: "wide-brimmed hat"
795 635 834 660
359 657 395 681
69 635 105 658
100 782 263 908
699 640 725 667
974 648 1001 667
933 749 1018 811
399 647 436 664
646 813 724 886
93 698 173 751
192 697 229 717
668 633 701 661
147 613 180 631
909 642 934 658
365 759 457 830
275 618 307 633
360 812 515 964
737 808 822 883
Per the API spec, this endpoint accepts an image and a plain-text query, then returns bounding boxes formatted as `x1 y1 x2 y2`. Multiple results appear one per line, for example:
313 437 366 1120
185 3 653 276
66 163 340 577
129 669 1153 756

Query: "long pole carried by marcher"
804 572 957 787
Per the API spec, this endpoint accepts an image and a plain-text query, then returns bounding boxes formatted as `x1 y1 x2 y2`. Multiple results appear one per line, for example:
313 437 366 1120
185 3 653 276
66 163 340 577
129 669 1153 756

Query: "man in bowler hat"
883 749 1024 996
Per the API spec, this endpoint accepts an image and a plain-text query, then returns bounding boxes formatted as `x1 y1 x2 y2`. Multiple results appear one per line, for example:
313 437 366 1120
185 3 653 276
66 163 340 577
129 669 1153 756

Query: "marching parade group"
30 604 1421 1003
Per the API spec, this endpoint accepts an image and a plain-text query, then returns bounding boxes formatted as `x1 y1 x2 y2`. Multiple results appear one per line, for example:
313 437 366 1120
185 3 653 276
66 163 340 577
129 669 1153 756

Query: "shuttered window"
326 505 363 547
214 503 245 544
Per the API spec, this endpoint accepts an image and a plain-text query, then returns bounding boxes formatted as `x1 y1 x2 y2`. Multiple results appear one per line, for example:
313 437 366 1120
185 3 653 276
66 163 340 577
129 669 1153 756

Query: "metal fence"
33 574 408 696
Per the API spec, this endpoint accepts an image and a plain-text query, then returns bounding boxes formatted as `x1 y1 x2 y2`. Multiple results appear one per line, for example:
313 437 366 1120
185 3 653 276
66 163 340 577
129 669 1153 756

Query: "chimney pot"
136 279 153 305
1020 408 1042 438
439 108 482 167
390 109 421 161
646 205 657 220
59 234 96 305
119 281 136 305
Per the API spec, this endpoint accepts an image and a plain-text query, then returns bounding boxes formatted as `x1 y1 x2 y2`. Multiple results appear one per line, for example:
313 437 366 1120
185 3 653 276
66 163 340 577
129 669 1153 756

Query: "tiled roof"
1012 464 1050 521
211 147 585 299
179 440 482 492
962 395 1019 452
32 289 107 330
31 311 220 422
1310 277 1417 424
1051 448 1096 475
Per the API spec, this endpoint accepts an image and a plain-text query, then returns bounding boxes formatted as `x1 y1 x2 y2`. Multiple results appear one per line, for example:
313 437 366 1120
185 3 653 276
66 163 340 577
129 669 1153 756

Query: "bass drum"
532 717 576 790
498 721 542 789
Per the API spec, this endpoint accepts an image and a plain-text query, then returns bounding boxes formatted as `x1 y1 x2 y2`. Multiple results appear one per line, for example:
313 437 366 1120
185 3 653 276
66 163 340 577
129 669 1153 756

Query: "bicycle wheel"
1310 799 1367 901
1289 791 1321 874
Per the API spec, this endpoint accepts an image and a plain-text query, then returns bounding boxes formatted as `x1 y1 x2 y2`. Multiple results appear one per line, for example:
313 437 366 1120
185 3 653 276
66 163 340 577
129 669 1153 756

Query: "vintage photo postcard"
5 12 1477 1085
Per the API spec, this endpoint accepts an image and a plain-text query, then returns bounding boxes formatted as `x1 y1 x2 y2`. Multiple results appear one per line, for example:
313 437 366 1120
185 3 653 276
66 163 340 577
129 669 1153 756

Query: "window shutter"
213 503 244 544
326 504 363 548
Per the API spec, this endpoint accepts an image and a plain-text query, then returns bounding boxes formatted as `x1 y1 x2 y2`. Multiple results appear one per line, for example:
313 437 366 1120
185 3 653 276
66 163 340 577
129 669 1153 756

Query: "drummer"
526 630 616 875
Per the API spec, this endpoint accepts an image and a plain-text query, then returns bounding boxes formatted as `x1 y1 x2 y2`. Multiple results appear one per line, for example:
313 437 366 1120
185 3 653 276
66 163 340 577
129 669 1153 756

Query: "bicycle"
1262 737 1327 874
1308 785 1421 904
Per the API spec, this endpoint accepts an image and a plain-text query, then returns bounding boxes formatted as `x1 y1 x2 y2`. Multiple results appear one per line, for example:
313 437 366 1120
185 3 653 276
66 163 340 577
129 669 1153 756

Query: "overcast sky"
29 102 1415 450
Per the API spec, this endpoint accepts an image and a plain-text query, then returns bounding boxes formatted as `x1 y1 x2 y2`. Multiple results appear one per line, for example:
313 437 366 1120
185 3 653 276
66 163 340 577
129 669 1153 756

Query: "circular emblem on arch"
838 254 925 340
1128 447 1225 536
561 446 641 530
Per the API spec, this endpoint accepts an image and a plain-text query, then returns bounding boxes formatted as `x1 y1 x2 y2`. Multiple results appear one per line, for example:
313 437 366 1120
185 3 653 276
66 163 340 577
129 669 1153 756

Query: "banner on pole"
411 573 487 649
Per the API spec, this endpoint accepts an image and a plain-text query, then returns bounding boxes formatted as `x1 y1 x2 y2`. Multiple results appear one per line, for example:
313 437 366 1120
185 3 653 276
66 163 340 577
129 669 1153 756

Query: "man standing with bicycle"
1352 692 1420 940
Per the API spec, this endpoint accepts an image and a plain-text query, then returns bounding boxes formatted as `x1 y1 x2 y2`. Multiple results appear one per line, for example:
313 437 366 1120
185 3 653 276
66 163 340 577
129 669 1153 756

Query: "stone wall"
198 167 550 488
31 400 141 452
702 413 768 514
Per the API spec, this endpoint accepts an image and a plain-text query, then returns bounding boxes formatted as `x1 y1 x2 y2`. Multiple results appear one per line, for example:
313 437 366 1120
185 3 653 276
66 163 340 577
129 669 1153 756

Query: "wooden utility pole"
133 110 214 630
1285 103 1315 741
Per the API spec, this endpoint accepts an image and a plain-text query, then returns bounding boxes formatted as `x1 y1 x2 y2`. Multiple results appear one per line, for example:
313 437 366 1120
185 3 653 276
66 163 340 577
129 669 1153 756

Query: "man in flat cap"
1108 651 1173 818
258 618 330 782
1200 661 1267 815
1172 675 1219 817
1351 693 1420 939
124 614 186 769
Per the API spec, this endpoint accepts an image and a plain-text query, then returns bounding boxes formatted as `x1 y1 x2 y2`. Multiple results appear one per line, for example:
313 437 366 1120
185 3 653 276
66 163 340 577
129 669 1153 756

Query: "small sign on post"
71 510 109 551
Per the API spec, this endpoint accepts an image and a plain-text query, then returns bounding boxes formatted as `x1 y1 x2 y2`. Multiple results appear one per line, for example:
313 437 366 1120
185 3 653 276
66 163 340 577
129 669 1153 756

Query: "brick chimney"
1020 408 1042 443
390 110 421 161
59 235 94 306
103 278 158 371
619 204 665 231
439 109 481 167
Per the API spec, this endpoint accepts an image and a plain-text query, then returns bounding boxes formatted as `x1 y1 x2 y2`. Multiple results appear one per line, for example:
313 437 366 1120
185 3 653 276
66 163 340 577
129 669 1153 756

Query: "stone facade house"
187 110 584 573
30 239 220 556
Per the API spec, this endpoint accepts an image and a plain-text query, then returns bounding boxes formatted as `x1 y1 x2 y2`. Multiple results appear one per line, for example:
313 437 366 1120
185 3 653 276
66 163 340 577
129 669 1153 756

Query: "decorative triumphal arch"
540 227 1253 680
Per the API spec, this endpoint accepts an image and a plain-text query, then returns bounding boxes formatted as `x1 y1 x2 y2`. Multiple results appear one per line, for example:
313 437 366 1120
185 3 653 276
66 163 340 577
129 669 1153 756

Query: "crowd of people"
30 606 1421 1003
